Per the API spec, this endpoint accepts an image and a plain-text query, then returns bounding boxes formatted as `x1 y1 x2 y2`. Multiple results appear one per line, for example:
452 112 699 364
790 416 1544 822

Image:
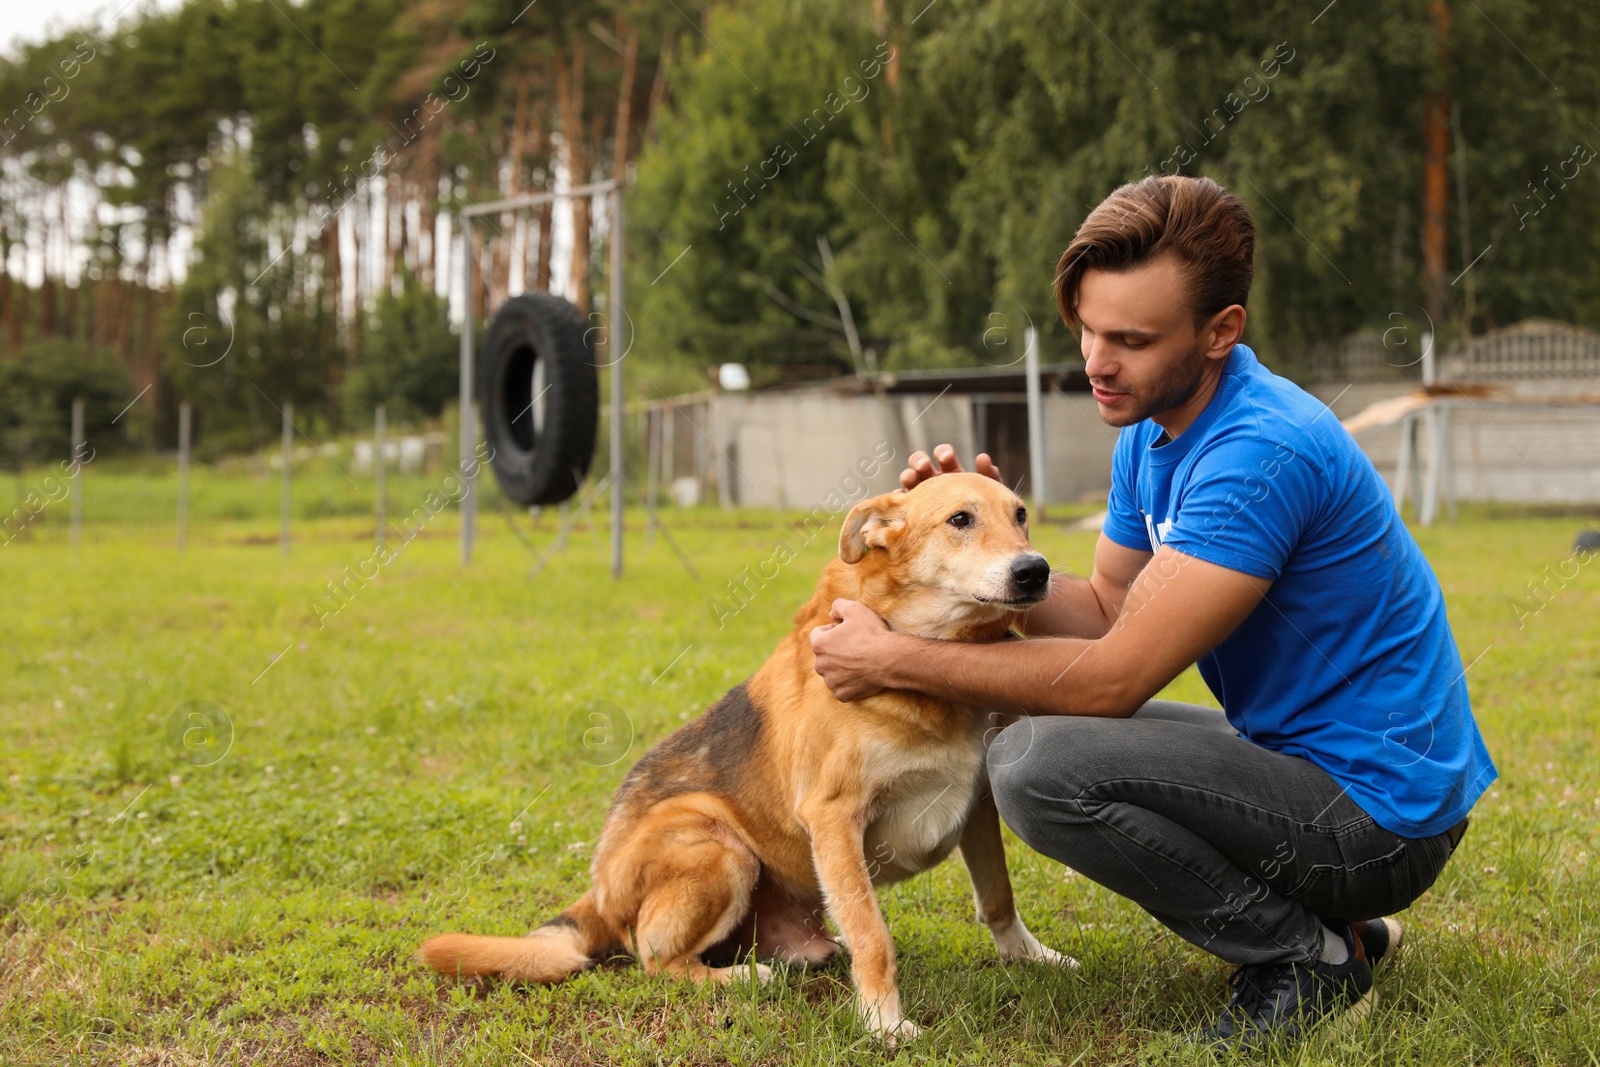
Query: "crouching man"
810 175 1495 1050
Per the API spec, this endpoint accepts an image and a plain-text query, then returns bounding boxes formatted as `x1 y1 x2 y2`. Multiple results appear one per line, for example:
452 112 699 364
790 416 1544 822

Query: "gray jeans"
987 701 1463 966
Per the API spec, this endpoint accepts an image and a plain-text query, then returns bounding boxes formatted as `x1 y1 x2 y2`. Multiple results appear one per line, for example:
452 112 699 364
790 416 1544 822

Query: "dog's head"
838 472 1051 639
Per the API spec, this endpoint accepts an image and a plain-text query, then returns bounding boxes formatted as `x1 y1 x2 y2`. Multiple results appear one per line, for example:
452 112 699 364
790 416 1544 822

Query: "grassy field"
2 469 1598 1065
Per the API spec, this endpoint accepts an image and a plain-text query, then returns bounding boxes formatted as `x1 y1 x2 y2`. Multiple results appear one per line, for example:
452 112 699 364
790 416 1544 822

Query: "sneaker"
1190 923 1375 1051
1353 917 1404 967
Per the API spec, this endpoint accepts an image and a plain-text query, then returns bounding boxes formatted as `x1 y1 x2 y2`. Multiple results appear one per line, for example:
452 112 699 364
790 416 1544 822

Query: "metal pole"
280 402 293 555
460 216 477 567
1419 328 1437 524
375 403 387 550
1024 326 1047 513
662 406 675 485
609 186 625 579
70 397 84 550
177 401 191 552
1442 402 1457 521
1421 401 1446 526
1393 412 1416 516
645 406 660 542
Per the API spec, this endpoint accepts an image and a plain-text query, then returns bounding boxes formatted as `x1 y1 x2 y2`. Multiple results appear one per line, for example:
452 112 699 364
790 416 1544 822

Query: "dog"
419 472 1075 1043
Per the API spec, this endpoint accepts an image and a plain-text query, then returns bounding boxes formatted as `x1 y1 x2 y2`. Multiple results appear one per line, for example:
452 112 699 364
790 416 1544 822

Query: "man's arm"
810 546 1270 716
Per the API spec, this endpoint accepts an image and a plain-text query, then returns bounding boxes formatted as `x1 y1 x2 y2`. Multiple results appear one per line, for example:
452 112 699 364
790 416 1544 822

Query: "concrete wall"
1308 380 1600 504
706 392 972 508
700 382 1600 508
1038 394 1120 503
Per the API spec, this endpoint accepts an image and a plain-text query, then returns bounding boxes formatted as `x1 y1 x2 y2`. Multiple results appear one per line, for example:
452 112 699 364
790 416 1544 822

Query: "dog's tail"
418 892 614 984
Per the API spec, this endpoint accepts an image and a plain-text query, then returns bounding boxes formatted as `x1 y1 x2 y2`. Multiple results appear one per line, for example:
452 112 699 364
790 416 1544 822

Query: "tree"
342 269 458 425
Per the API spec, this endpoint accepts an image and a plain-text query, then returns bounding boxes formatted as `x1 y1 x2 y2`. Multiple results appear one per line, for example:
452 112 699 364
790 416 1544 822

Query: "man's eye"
1015 506 1027 525
948 512 972 529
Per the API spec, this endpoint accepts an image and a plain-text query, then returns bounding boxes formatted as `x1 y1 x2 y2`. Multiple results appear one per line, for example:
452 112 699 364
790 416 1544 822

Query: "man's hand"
809 599 898 702
900 444 1004 491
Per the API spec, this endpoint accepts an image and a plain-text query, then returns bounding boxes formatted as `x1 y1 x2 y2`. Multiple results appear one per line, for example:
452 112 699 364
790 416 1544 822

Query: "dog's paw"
1018 942 1081 970
992 919 1080 969
731 962 775 984
879 1017 920 1048
860 996 919 1047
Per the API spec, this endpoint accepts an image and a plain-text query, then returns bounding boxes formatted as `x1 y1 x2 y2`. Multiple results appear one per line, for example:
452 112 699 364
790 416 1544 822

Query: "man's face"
1075 253 1210 428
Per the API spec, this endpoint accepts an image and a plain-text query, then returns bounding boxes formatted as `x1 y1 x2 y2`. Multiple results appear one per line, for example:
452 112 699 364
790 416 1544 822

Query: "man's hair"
1053 175 1255 330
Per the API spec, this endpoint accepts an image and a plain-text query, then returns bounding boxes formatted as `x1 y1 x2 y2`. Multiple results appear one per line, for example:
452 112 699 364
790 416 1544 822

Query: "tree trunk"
14 280 28 351
645 34 672 144
532 114 554 291
0 270 13 356
496 70 534 303
140 283 162 426
324 218 344 405
613 16 639 179
39 276 56 339
115 277 134 356
348 193 363 364
418 133 439 288
1422 0 1451 328
558 42 591 309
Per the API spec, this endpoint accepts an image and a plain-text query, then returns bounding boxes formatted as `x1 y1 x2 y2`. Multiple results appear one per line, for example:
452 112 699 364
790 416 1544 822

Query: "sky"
3 0 179 53
2 0 581 319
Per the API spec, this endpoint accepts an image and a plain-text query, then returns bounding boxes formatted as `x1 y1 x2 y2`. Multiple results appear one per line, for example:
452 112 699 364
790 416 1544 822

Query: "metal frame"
458 178 624 576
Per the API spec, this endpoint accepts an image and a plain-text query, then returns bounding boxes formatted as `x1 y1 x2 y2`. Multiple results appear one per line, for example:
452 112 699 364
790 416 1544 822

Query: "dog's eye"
947 511 972 529
1015 506 1028 525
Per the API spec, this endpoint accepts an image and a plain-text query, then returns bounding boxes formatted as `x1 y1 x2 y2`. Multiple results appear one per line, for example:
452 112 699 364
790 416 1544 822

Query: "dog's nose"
1009 554 1051 594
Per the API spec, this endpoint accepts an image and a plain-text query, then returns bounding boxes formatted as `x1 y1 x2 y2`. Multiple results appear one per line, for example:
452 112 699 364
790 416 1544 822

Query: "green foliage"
3 0 1600 442
630 0 1600 372
344 271 459 427
630 0 889 373
0 338 134 463
163 153 337 453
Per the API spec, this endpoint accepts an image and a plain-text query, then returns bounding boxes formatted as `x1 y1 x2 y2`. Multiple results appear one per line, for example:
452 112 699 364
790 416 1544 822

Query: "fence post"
645 405 660 542
374 403 387 550
280 402 293 556
1024 326 1048 514
459 216 476 567
177 401 191 552
609 184 625 579
1420 401 1448 526
70 397 84 550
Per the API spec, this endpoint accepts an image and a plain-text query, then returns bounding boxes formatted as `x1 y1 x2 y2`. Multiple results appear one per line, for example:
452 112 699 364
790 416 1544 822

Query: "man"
809 175 1495 1050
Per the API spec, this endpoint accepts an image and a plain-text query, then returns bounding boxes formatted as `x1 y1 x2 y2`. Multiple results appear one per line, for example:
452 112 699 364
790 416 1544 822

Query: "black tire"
479 292 599 506
1576 528 1600 554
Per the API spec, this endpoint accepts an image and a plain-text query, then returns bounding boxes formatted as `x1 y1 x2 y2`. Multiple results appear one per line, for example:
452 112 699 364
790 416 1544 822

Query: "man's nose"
1083 337 1116 381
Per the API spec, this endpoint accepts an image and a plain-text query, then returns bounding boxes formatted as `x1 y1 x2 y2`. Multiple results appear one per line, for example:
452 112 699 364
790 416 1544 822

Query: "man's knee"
987 718 1114 841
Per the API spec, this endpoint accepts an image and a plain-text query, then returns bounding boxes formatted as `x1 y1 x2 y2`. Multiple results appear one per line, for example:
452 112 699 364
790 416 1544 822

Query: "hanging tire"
479 292 599 506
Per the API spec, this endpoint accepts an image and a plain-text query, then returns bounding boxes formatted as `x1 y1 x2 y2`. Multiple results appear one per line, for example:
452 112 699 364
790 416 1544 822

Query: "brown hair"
1053 175 1255 330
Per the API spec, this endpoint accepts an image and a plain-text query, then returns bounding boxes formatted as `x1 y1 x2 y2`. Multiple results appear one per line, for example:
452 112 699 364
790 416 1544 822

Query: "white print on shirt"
1143 511 1173 553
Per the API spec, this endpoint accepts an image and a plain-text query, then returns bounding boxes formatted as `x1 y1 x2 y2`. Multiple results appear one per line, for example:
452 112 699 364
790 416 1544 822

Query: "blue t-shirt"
1102 344 1496 838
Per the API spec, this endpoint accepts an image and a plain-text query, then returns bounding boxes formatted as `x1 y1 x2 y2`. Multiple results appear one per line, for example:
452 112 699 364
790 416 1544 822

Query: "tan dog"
419 473 1074 1042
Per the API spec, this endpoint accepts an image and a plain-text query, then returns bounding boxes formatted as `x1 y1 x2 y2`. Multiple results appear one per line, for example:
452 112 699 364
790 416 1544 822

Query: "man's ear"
839 492 906 564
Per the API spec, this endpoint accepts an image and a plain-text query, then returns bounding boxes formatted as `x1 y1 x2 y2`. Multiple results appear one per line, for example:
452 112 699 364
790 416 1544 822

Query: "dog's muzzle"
1009 554 1051 598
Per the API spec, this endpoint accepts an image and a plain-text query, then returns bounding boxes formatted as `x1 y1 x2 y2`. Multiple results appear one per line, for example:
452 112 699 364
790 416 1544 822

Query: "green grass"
2 473 1598 1065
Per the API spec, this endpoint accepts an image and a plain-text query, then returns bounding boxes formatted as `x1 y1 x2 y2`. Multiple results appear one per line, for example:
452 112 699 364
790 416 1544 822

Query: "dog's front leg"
798 798 918 1046
959 784 1078 969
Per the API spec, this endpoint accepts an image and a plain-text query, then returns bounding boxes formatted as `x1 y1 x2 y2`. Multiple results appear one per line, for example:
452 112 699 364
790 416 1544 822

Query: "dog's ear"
839 492 906 564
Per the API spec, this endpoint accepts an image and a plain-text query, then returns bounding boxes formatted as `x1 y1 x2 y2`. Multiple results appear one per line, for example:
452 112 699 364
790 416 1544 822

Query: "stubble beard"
1095 342 1209 428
